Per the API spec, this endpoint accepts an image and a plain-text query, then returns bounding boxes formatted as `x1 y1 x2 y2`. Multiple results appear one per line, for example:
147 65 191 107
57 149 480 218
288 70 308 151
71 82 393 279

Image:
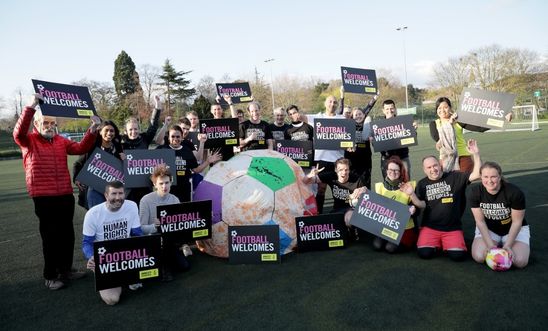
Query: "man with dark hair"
13 93 100 290
83 181 143 305
285 105 313 141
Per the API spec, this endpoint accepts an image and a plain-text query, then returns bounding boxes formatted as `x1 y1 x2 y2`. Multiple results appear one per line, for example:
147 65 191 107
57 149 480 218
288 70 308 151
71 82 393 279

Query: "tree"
138 64 161 107
159 59 196 116
72 79 116 119
190 95 212 119
195 75 217 101
113 50 138 98
432 45 544 104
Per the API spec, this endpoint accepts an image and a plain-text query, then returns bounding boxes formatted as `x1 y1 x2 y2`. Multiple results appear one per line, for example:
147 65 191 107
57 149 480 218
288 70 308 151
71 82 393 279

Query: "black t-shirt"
345 121 372 170
319 171 365 212
239 120 272 151
157 144 198 202
416 171 470 231
285 122 314 141
468 181 527 236
269 123 290 141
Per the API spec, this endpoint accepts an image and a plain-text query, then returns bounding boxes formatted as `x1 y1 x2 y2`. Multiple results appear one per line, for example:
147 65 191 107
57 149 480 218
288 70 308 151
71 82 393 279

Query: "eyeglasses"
387 168 400 173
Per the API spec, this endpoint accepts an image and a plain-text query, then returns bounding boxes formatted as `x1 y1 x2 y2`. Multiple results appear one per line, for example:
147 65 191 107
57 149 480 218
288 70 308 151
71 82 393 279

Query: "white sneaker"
128 283 143 290
182 244 193 257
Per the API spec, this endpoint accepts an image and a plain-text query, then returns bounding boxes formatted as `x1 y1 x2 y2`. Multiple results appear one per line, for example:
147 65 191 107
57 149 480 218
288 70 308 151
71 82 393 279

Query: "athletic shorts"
400 228 418 248
417 227 467 251
474 225 530 246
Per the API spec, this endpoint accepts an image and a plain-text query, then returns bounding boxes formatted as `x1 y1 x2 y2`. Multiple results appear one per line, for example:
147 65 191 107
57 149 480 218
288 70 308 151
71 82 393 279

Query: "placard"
371 115 417 152
349 191 410 245
313 118 355 150
93 235 162 291
216 82 253 104
123 149 177 188
75 147 124 193
32 79 97 118
228 225 280 264
274 140 313 168
457 88 516 130
295 214 347 252
341 66 378 95
157 200 212 241
199 118 240 148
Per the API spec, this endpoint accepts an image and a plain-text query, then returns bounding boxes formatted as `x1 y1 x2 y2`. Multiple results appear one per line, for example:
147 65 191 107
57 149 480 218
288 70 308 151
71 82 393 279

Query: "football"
485 247 513 271
193 149 317 258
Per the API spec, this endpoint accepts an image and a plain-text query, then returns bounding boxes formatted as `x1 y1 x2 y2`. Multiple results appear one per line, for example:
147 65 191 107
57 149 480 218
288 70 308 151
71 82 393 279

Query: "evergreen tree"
191 95 213 119
159 59 196 114
113 51 138 98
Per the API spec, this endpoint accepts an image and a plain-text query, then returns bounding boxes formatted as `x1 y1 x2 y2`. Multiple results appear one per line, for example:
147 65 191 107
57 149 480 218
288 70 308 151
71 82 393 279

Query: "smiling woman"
468 161 530 269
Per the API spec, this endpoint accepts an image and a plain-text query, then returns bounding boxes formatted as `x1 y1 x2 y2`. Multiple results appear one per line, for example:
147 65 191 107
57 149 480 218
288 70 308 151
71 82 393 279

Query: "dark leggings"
417 247 467 261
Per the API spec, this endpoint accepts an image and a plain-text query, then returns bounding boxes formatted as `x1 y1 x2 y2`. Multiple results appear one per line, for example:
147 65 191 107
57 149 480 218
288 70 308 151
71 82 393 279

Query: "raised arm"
467 139 482 182
13 94 42 147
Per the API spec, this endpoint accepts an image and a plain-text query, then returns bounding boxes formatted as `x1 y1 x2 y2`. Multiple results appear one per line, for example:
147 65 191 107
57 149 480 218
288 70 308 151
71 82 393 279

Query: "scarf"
438 121 459 172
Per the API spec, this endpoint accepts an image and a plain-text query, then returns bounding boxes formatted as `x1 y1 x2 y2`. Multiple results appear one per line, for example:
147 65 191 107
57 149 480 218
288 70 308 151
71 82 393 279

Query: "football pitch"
1 126 547 330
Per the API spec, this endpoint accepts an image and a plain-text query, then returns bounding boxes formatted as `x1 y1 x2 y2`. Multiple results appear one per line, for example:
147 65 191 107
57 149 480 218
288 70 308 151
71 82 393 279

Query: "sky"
0 0 546 116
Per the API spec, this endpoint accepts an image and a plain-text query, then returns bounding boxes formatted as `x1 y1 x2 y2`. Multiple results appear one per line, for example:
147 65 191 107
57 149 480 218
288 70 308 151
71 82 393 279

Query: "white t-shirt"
83 200 141 241
307 112 345 162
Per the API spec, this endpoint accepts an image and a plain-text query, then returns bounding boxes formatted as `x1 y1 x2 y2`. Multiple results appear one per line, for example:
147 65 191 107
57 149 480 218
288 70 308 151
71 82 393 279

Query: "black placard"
313 118 355 150
457 88 515 130
370 115 417 152
199 118 240 148
216 82 253 104
156 200 212 241
75 148 124 193
123 149 177 188
93 235 162 291
32 79 97 118
274 140 314 168
341 66 378 95
295 214 347 252
349 191 410 245
228 225 280 264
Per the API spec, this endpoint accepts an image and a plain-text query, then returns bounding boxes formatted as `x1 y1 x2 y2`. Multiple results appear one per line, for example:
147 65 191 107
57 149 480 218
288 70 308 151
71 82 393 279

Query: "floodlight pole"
264 58 275 109
396 26 409 109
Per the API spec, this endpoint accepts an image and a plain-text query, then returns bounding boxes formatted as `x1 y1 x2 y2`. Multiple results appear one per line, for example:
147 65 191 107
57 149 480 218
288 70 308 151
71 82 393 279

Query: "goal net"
506 105 540 131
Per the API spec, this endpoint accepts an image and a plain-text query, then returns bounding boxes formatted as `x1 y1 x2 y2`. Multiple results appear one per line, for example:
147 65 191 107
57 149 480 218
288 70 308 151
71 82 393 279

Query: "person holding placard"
379 99 411 179
344 91 379 189
468 161 530 268
305 158 368 239
139 164 190 281
429 97 470 172
239 101 274 151
429 97 512 173
373 156 417 253
269 107 290 141
307 94 344 213
208 97 239 161
285 105 314 141
122 95 163 204
157 125 221 202
402 139 482 261
73 120 125 209
13 93 100 290
83 181 143 305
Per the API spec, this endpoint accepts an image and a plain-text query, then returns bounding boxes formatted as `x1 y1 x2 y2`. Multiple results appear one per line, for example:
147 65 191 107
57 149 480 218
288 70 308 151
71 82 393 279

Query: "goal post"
508 105 540 132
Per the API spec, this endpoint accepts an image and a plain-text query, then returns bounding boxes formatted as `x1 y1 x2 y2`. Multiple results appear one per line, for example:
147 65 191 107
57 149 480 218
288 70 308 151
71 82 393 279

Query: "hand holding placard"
30 93 43 108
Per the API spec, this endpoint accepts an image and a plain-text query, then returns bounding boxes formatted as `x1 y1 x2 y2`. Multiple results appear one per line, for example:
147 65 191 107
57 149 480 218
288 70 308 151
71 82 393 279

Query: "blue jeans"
87 188 105 209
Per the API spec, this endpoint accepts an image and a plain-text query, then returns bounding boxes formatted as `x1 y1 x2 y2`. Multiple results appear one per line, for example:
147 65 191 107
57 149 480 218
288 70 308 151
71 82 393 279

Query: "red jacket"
13 106 97 197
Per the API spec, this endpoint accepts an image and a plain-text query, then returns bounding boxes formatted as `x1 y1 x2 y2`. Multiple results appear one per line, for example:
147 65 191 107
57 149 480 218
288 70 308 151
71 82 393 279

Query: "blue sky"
0 0 546 115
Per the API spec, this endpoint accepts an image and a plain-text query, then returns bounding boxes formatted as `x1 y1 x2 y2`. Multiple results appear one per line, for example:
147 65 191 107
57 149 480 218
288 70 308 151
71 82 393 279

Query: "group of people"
14 88 530 305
